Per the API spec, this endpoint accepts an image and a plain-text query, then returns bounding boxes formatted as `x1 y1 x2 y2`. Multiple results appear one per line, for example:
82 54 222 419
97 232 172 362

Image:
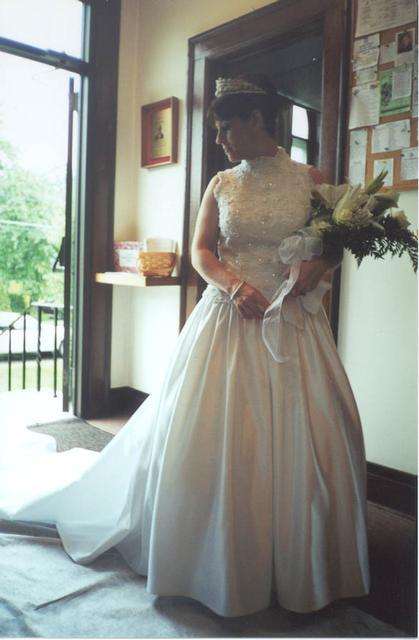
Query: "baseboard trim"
367 461 417 517
109 386 148 415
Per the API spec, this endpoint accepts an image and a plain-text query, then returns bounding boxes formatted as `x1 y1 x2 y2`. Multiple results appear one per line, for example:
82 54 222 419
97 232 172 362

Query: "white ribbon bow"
262 229 331 362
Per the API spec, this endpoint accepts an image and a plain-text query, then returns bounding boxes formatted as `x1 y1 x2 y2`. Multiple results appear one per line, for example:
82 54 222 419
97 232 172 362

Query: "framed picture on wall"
141 97 179 167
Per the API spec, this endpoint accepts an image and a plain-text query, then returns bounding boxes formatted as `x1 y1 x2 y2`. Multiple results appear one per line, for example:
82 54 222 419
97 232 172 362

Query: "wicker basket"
137 251 176 277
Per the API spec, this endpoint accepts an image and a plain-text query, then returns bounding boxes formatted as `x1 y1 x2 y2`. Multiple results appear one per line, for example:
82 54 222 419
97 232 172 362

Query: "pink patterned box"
113 241 143 272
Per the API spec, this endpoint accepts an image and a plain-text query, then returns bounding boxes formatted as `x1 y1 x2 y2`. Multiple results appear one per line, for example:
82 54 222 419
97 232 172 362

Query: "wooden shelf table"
95 272 181 287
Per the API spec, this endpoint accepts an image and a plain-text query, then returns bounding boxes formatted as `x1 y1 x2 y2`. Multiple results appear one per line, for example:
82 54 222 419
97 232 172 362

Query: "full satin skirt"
0 287 370 617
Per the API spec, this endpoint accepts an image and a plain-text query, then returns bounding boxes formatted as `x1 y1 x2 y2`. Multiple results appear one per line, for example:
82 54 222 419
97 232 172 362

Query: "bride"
0 73 370 618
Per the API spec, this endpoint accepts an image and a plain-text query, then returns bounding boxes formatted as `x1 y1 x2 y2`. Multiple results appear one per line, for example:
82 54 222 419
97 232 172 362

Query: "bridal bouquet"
265 170 417 362
305 170 418 272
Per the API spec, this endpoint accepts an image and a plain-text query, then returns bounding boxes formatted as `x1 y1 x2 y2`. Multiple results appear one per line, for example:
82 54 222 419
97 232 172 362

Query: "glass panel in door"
0 0 85 58
0 51 80 406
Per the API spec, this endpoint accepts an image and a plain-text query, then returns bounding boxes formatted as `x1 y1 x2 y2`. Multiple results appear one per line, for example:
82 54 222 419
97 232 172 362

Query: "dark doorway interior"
208 26 323 176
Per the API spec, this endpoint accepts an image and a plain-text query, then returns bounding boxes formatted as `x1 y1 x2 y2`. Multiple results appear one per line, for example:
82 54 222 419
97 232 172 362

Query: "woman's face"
214 116 256 162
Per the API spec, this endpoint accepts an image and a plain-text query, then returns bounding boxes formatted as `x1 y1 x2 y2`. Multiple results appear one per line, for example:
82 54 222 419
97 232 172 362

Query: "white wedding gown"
0 147 370 617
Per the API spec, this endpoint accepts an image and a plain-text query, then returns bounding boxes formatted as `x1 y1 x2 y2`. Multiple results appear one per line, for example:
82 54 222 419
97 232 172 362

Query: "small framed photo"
395 28 415 65
141 97 179 167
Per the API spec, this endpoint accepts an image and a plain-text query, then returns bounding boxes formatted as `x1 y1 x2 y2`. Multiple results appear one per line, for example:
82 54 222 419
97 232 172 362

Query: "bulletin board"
347 0 417 191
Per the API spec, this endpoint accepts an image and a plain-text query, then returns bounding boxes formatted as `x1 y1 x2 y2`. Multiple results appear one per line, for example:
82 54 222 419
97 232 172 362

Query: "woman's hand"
232 282 271 319
286 257 333 297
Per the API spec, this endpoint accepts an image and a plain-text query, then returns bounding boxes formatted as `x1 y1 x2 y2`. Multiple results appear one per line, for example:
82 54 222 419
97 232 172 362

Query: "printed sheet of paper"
412 58 418 117
349 82 381 128
392 64 413 98
373 158 394 186
353 34 380 70
355 0 417 38
395 28 415 66
380 42 395 64
348 129 368 185
355 66 378 85
400 147 418 181
371 119 411 152
380 66 412 115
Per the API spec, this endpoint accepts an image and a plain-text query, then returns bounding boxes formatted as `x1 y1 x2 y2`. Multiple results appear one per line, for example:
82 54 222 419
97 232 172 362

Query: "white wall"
111 0 274 393
338 190 418 474
111 0 141 389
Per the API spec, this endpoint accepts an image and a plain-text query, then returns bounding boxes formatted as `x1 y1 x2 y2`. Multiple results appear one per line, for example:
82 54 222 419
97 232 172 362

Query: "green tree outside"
0 138 65 313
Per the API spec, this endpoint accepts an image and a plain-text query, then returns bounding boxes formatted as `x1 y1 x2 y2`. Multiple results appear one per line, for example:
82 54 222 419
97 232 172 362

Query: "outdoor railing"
0 302 64 397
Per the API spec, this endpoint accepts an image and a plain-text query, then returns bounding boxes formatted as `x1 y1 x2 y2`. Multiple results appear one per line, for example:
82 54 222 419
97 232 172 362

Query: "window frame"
290 102 320 166
0 1 121 418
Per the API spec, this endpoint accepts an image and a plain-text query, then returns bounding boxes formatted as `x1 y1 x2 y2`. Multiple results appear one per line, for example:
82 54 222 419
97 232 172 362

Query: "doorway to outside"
0 1 86 421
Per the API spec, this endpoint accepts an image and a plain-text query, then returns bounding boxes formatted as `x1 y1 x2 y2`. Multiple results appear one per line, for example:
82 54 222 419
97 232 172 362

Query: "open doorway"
0 1 86 420
211 26 323 172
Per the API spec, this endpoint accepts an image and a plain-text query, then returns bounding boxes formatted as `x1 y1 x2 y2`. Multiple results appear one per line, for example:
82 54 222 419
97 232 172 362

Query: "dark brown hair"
207 73 279 137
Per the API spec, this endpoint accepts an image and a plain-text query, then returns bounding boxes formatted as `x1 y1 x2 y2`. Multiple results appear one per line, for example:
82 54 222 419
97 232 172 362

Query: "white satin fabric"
0 149 370 617
262 229 329 361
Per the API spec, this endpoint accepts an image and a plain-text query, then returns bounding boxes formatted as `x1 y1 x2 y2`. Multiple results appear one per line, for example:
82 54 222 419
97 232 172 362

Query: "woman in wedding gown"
0 73 370 617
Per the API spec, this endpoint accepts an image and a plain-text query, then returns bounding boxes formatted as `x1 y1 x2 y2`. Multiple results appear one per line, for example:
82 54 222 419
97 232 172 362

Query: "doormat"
28 418 114 452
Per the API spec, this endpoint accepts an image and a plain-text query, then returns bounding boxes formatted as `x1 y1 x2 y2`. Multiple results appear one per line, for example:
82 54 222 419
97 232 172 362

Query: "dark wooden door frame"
74 0 121 419
181 0 350 338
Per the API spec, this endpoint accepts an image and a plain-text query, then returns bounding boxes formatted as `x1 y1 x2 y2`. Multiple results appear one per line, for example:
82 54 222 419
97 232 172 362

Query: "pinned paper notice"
392 64 413 99
400 147 418 181
380 66 412 116
349 163 367 186
380 42 396 64
371 120 411 153
355 66 378 85
349 82 381 129
395 28 415 66
348 128 368 186
353 34 380 70
350 128 368 161
412 58 418 118
356 0 417 38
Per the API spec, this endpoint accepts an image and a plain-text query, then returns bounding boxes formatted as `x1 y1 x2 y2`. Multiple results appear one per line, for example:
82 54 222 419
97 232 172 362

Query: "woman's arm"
288 166 343 297
191 176 270 319
191 176 239 295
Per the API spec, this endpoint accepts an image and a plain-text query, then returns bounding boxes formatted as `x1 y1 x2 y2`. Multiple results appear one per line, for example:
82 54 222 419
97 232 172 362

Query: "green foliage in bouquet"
307 170 418 272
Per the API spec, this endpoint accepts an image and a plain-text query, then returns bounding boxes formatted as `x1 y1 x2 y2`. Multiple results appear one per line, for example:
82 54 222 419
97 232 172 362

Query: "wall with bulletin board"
347 0 417 191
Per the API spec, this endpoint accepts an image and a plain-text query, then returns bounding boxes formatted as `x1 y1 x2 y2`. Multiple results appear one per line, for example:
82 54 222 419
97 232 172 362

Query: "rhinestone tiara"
214 77 266 98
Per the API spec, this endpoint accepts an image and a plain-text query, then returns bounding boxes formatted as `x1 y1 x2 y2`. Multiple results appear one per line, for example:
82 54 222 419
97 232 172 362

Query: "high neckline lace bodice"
213 147 315 300
240 146 283 170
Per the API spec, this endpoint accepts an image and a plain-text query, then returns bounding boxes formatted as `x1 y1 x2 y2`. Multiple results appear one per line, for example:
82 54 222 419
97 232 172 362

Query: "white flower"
312 183 349 208
333 184 363 214
332 208 353 225
333 206 373 228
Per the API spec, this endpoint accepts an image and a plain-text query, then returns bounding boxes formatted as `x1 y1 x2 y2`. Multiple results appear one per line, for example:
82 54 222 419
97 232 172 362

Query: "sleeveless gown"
0 147 370 617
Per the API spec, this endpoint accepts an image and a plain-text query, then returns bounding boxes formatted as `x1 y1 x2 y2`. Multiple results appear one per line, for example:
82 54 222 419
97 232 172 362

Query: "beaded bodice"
213 147 315 300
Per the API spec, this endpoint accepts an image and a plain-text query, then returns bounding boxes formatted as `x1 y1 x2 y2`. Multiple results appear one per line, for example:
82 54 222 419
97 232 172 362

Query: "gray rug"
28 417 114 452
0 520 405 638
